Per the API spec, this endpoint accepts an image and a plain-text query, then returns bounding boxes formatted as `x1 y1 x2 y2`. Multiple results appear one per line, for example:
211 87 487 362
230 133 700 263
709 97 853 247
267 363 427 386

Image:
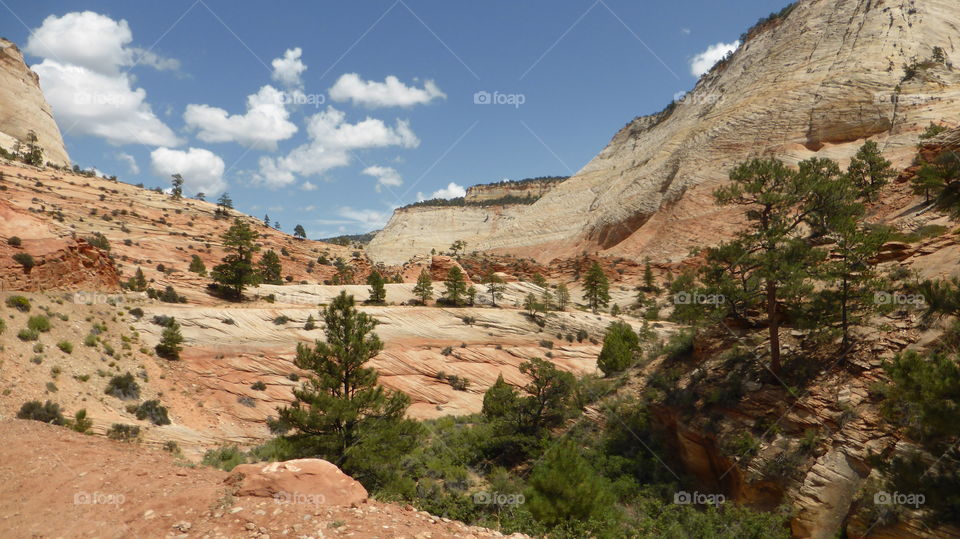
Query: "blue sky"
4 0 789 237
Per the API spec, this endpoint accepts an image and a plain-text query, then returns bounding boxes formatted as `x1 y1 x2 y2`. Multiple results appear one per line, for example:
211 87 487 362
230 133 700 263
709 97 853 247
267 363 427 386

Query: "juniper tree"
170 174 184 200
188 255 206 276
597 321 639 375
582 262 610 313
211 218 260 299
293 224 307 239
483 272 505 307
155 319 184 360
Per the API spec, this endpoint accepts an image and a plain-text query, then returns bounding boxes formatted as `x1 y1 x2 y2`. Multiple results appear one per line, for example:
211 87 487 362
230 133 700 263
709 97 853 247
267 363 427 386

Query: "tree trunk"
767 280 781 374
841 275 849 352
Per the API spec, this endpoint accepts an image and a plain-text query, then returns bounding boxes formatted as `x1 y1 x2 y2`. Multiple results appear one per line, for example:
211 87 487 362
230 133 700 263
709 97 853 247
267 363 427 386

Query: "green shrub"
83 334 97 347
17 328 39 341
134 400 171 426
12 252 34 269
16 400 65 425
56 341 73 354
202 445 247 471
251 381 267 391
7 236 21 247
105 372 140 400
71 409 93 434
597 321 640 375
273 315 291 325
27 315 51 332
6 295 31 312
86 232 110 251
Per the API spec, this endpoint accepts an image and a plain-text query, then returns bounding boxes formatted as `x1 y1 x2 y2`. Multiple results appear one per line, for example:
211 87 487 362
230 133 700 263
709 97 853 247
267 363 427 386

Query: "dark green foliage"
847 140 895 201
597 321 640 375
366 271 387 304
304 314 317 330
912 150 960 214
879 350 960 447
6 295 31 312
71 409 93 434
17 400 65 425
483 272 505 307
170 173 183 199
251 380 267 391
86 232 110 251
202 445 247 471
257 249 283 285
271 291 422 489
7 236 21 247
27 315 51 333
188 254 207 276
443 266 468 306
293 224 307 239
525 439 617 528
12 252 34 269
127 267 147 291
158 285 186 303
17 328 39 341
155 319 184 360
105 372 140 400
134 400 171 425
212 218 261 299
582 262 610 313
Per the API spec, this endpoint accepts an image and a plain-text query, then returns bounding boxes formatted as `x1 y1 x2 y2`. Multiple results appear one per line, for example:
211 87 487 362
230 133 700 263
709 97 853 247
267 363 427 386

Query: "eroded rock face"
0 39 70 166
369 0 960 265
229 459 369 506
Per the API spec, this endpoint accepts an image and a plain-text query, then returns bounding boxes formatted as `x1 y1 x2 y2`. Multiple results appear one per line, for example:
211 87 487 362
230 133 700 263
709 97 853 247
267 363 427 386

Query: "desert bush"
202 445 247 471
27 315 51 332
17 328 39 341
7 236 21 247
134 400 171 425
107 423 140 442
56 341 73 354
16 400 65 425
12 252 34 269
251 381 267 391
105 372 140 400
6 295 31 312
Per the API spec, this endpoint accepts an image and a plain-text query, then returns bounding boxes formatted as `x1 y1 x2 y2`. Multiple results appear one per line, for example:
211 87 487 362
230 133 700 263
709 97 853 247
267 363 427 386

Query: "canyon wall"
369 0 960 265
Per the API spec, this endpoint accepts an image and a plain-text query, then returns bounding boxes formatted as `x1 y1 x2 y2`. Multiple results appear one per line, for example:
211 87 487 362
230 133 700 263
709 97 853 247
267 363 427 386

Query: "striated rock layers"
0 38 70 166
369 0 960 265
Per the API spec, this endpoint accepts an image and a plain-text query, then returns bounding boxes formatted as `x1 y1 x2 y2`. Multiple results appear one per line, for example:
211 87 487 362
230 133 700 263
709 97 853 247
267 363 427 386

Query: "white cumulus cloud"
256 106 419 188
150 147 227 195
271 48 306 88
329 73 445 108
362 165 403 192
184 85 298 150
336 206 392 230
690 40 739 77
418 182 466 201
26 11 181 146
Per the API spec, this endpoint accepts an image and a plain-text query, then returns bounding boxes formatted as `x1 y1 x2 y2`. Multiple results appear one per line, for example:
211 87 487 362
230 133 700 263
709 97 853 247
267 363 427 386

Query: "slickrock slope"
0 38 70 166
0 419 522 539
369 0 960 265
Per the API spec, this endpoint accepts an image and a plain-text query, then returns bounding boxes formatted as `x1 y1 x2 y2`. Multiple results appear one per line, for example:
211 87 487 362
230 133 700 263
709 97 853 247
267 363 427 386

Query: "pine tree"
449 239 467 258
366 271 386 304
413 269 433 305
531 273 548 288
597 321 639 375
257 249 283 285
188 254 206 276
540 288 554 311
524 293 540 315
482 374 519 421
641 257 657 292
847 140 895 201
272 292 420 480
443 266 468 306
483 272 506 307
264 214 271 227
211 218 261 299
582 262 610 313
293 224 307 239
304 314 317 330
555 283 570 311
217 192 233 211
708 157 831 374
467 285 477 306
130 267 147 291
155 319 184 360
525 439 615 528
170 174 184 200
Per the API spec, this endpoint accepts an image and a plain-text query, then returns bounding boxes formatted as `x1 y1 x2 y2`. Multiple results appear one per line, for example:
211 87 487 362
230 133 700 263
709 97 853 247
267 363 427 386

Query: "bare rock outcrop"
369 0 960 265
0 38 70 166
229 459 369 506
